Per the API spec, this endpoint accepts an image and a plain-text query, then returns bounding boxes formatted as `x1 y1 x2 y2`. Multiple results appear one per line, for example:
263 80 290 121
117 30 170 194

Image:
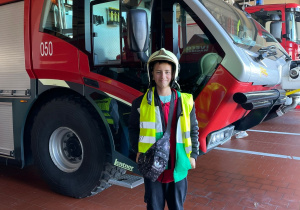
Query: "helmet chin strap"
171 78 180 90
147 85 153 105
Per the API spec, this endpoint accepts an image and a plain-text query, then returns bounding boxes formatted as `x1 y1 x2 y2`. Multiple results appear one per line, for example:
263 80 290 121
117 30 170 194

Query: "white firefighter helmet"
147 48 180 89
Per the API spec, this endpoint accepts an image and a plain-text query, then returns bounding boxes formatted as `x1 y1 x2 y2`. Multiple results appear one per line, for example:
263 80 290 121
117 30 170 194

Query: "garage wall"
264 0 300 4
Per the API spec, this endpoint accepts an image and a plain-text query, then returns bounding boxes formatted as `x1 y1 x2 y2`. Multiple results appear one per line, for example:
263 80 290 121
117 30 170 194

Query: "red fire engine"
0 0 299 198
246 3 300 61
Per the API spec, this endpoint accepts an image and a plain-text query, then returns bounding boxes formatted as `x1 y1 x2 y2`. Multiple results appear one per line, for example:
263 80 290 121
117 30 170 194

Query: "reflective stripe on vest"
96 98 114 124
138 88 164 152
178 93 193 158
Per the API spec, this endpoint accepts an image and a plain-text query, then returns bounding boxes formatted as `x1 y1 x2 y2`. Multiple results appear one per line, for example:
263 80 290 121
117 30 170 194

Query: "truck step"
108 174 144 188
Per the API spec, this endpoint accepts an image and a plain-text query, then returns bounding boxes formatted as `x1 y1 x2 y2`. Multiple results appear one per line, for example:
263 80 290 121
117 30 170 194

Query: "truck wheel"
31 96 106 198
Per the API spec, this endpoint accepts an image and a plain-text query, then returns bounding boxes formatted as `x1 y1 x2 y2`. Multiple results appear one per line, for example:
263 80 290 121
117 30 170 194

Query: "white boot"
235 131 248 139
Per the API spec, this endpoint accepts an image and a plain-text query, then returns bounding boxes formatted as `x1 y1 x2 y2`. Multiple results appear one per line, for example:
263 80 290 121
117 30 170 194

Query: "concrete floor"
0 109 300 209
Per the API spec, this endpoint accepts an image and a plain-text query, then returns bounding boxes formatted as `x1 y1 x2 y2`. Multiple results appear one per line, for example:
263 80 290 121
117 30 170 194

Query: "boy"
129 48 199 210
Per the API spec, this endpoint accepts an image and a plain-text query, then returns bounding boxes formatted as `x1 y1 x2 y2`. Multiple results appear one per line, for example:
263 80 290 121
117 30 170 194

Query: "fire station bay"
1 0 300 209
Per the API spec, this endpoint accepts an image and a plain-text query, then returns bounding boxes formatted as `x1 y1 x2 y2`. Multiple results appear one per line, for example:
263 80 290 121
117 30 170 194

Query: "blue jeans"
144 177 187 210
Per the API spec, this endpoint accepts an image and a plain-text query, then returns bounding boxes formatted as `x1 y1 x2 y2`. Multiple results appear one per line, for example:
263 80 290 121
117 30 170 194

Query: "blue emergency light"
256 0 263 5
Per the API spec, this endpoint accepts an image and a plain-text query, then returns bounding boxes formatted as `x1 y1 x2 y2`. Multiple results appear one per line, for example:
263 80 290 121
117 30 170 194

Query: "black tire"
31 96 106 198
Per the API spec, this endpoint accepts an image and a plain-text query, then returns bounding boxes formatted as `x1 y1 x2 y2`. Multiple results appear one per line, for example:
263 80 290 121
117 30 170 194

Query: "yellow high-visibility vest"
96 98 114 124
138 87 193 158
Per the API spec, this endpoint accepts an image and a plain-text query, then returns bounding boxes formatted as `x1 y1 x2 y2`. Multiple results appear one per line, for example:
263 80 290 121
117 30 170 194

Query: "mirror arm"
137 52 149 63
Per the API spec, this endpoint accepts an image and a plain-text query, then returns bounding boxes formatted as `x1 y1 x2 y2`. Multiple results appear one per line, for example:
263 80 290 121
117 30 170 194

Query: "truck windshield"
199 0 285 60
286 11 300 44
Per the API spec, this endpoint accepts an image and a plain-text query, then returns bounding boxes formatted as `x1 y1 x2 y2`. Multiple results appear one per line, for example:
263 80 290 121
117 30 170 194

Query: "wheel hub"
49 127 83 172
64 136 82 160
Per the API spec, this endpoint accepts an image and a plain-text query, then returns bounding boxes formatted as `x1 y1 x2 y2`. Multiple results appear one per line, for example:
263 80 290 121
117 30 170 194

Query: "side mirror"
270 21 282 43
127 9 149 62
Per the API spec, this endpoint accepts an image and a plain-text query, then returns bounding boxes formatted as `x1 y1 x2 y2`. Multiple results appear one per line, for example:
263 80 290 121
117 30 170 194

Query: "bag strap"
165 91 175 135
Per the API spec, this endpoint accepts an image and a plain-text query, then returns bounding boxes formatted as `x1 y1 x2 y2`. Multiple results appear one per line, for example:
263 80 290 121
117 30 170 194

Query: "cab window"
175 3 223 95
40 0 73 38
90 0 151 92
91 0 121 65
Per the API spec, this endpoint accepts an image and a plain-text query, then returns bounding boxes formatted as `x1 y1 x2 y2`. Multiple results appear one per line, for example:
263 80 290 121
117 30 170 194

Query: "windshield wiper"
256 45 277 61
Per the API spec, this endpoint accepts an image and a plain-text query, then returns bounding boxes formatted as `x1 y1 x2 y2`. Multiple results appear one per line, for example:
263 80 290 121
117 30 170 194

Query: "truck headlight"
207 126 234 150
